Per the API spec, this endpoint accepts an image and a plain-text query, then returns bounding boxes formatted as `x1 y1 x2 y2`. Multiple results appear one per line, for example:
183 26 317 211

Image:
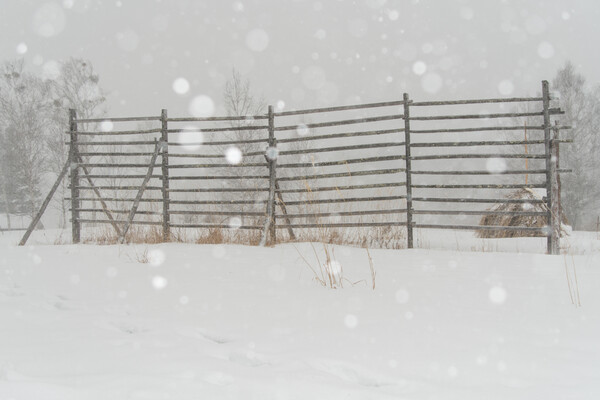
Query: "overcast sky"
2 0 600 117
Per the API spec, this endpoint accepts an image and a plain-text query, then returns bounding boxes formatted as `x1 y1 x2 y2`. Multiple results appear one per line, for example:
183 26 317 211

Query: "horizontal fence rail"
65 80 567 254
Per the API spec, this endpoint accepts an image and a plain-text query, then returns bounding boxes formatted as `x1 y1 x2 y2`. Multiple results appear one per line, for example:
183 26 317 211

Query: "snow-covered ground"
1 229 599 399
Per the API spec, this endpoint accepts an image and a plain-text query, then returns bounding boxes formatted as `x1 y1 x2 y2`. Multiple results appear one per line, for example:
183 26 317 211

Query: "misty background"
3 0 600 115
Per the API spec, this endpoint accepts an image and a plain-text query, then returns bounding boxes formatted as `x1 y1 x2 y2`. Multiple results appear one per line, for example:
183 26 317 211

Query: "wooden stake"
524 121 529 185
118 140 162 244
19 159 71 246
77 157 122 236
542 80 559 255
403 93 413 249
69 109 81 243
161 109 170 241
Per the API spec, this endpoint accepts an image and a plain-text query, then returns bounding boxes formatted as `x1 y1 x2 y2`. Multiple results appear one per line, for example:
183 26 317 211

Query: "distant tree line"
0 58 105 228
552 62 600 230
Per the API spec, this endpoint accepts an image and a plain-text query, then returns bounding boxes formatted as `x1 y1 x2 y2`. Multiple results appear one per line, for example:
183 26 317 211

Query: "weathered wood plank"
274 209 407 219
276 182 405 193
278 142 405 156
409 110 562 121
277 168 405 182
277 128 403 144
169 175 269 180
79 219 162 226
275 114 403 131
414 224 546 232
412 184 546 189
168 187 269 193
67 128 162 136
413 210 547 216
74 116 161 123
411 126 546 134
283 196 406 206
277 155 405 169
166 125 268 133
167 115 268 122
410 97 543 106
169 224 263 230
78 152 157 157
411 169 548 175
411 154 545 161
412 197 544 204
276 222 408 229
410 140 547 148
274 100 406 116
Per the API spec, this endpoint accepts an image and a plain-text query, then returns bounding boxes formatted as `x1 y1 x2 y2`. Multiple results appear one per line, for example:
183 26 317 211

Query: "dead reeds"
477 188 568 239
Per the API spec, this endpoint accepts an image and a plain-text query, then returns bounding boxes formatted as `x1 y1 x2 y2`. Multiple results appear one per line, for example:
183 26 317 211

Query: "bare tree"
218 70 268 226
0 58 106 229
47 58 107 227
0 60 53 225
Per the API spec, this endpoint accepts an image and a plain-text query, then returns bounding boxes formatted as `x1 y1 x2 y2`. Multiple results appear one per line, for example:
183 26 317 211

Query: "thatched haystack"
477 188 569 238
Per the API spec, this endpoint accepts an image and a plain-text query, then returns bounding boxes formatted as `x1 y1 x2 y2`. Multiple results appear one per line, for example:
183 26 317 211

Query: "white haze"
2 0 600 117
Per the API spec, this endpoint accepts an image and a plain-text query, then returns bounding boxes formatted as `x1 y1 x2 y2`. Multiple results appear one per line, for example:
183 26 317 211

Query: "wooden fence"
65 80 569 254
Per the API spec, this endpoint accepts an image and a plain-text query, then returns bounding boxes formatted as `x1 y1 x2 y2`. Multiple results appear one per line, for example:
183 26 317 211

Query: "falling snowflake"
395 289 410 304
100 121 114 132
538 41 555 59
147 249 166 267
115 29 139 52
246 28 269 52
412 61 427 76
228 217 242 230
152 275 168 290
296 124 310 137
16 43 28 55
489 286 507 304
175 127 204 152
344 314 358 329
265 146 279 161
225 146 243 165
172 77 190 95
486 158 507 174
189 95 215 118
421 72 443 94
498 79 514 96
32 3 66 37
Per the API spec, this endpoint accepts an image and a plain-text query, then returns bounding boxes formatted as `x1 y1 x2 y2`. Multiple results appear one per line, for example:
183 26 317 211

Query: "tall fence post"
542 80 559 254
403 93 414 249
551 121 562 250
69 109 81 243
267 105 277 245
161 109 170 241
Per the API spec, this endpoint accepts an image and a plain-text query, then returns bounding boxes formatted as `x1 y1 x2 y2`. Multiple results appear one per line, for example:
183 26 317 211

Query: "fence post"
267 105 277 245
403 93 414 249
161 109 170 241
551 121 562 250
542 80 559 254
69 109 81 243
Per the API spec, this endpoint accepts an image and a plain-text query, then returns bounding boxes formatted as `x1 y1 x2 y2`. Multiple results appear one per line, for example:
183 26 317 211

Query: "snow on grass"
0 230 599 399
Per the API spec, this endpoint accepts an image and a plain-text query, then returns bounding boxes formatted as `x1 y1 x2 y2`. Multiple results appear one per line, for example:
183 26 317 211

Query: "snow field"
0 230 599 399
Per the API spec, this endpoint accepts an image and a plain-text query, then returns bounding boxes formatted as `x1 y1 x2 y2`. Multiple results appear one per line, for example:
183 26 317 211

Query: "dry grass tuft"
84 225 165 245
294 242 376 289
195 227 261 246
477 188 568 239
